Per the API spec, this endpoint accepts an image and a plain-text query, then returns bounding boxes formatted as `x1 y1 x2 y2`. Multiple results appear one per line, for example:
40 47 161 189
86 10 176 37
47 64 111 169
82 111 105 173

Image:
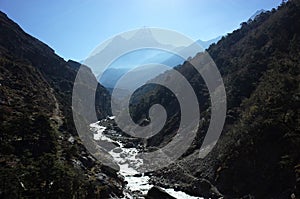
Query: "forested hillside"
130 1 300 198
0 11 121 198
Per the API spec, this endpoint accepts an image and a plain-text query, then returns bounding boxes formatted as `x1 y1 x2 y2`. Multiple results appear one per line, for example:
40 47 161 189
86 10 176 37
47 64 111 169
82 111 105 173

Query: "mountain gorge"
0 0 299 199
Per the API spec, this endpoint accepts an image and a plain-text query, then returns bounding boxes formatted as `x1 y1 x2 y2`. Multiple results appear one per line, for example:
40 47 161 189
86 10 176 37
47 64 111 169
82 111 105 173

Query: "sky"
0 0 282 61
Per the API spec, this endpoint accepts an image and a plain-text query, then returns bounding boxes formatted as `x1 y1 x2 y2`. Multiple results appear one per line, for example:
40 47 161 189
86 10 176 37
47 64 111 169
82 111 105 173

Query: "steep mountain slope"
196 36 222 50
0 11 122 198
127 1 299 198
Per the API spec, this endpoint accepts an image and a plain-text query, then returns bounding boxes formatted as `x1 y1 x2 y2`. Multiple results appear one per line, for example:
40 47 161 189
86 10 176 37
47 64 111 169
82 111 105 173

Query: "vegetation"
0 0 299 198
0 11 122 198
131 1 300 198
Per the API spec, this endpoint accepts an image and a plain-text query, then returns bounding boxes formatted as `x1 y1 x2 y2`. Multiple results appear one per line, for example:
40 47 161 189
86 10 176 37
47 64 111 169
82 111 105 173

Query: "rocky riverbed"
90 116 204 199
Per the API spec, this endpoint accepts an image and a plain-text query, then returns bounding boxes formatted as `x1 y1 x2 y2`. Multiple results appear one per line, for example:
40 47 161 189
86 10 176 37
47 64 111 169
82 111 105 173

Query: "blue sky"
0 0 281 61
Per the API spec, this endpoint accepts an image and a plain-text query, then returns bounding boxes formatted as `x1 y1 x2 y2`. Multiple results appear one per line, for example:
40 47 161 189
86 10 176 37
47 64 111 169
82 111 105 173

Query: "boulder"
146 186 176 199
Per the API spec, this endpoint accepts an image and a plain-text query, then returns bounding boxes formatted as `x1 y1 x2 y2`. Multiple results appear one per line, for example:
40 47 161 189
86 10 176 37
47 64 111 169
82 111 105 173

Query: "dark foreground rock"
191 178 223 199
146 186 176 199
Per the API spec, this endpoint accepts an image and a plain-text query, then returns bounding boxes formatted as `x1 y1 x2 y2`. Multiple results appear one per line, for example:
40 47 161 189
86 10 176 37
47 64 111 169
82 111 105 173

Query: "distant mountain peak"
84 28 180 76
134 27 154 38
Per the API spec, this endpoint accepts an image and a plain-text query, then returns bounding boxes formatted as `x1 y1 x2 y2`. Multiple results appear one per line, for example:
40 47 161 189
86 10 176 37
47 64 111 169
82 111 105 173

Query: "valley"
0 1 299 199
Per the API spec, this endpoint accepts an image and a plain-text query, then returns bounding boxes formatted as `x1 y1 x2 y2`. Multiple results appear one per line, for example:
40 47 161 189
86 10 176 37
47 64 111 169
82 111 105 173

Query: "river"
90 117 203 199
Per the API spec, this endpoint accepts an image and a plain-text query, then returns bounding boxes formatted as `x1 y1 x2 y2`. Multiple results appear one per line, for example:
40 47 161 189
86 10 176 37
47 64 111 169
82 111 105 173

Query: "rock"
79 156 95 168
192 178 223 199
112 141 120 147
291 193 296 199
124 142 135 148
146 186 176 199
133 173 143 177
174 184 180 191
67 136 75 144
241 194 255 199
113 148 123 153
96 173 108 183
120 153 128 159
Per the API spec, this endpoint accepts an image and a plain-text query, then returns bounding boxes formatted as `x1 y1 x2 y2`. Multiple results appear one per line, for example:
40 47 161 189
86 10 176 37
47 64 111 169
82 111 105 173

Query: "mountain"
99 68 130 88
249 9 266 21
196 36 222 50
85 28 187 92
84 28 180 76
1 0 299 198
127 1 299 198
99 66 169 91
95 34 220 91
0 11 123 198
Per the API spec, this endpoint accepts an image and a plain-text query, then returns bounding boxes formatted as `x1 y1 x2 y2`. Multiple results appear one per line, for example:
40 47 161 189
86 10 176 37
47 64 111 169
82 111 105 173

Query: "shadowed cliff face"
0 11 122 198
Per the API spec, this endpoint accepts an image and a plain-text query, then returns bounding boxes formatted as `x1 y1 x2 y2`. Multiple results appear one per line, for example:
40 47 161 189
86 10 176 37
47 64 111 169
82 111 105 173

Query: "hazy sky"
0 0 281 61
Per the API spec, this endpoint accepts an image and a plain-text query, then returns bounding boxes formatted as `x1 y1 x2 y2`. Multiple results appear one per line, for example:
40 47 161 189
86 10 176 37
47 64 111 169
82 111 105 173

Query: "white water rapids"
90 119 203 199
